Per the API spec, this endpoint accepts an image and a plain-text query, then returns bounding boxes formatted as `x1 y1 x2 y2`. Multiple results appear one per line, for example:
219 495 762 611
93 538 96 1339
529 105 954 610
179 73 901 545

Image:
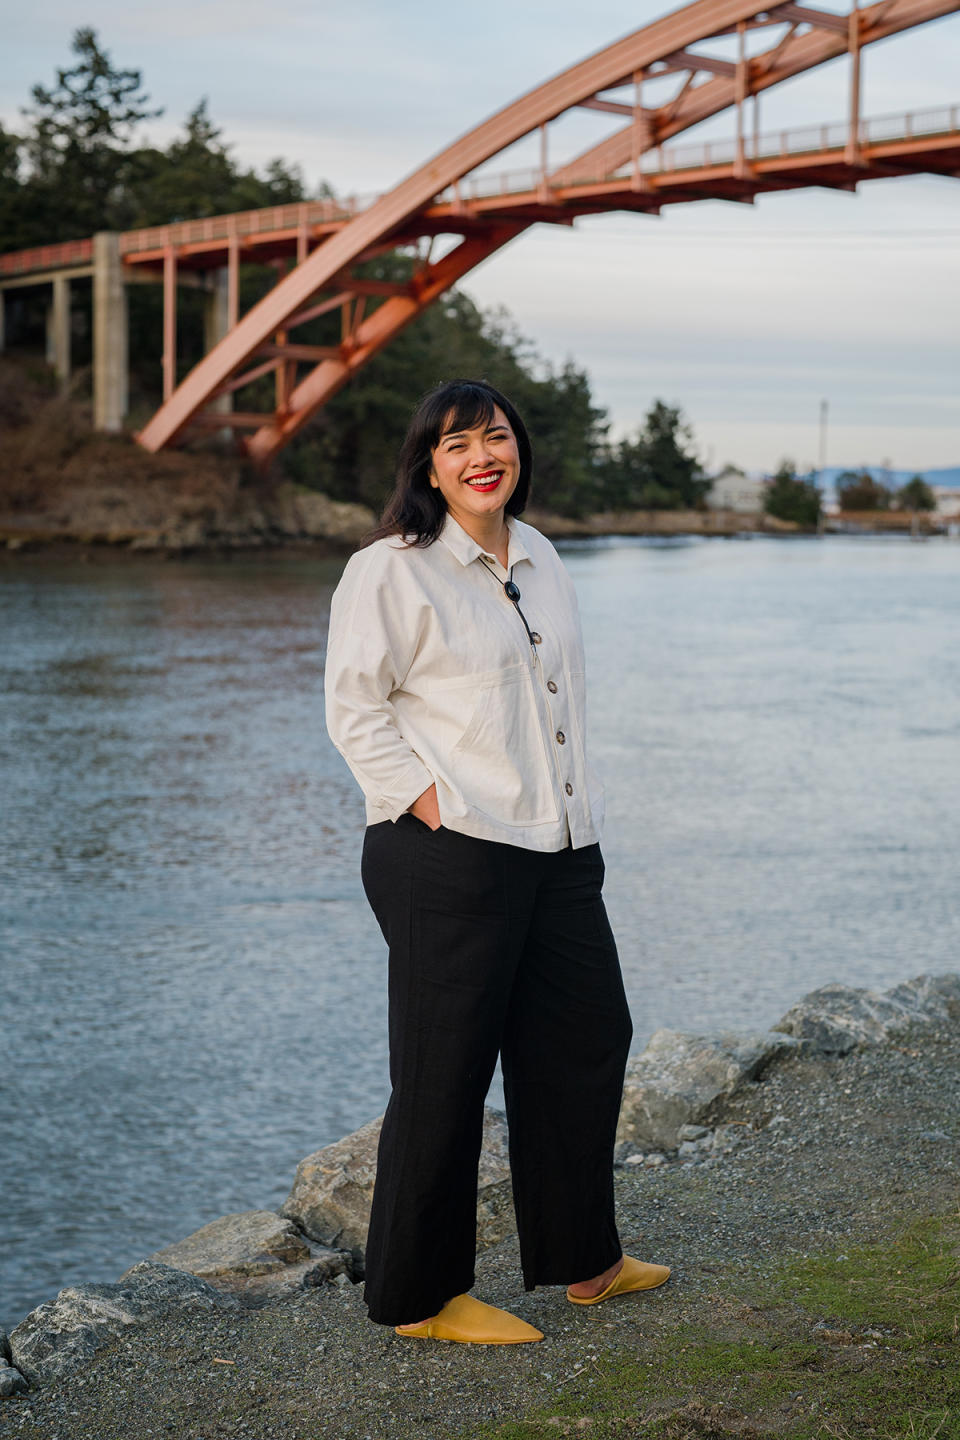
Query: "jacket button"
546 680 558 694
555 730 565 745
565 782 573 796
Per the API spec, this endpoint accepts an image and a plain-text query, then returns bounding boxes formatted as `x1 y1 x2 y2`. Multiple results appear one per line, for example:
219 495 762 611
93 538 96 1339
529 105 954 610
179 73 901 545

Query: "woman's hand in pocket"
407 783 442 831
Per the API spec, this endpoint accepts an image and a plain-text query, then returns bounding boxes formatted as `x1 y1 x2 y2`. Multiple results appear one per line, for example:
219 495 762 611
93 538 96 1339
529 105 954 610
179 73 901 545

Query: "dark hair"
360 379 532 549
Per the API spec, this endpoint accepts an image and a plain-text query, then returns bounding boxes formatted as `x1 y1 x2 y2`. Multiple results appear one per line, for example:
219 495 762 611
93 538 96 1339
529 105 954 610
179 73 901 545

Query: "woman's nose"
466 439 494 467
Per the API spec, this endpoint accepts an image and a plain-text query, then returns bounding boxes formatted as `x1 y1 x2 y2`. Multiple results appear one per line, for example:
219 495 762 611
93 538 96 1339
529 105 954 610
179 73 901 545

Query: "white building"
933 487 960 521
707 471 768 514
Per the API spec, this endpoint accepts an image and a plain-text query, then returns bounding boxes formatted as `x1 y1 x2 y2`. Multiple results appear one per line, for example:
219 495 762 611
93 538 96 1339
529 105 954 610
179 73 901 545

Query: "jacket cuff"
376 759 436 823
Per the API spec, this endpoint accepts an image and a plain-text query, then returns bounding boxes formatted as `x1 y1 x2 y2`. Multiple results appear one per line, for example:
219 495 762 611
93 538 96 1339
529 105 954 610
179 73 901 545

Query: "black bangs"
429 385 497 448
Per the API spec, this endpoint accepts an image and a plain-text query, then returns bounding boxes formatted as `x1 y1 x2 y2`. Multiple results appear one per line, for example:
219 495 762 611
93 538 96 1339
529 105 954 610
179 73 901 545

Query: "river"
2 534 959 1331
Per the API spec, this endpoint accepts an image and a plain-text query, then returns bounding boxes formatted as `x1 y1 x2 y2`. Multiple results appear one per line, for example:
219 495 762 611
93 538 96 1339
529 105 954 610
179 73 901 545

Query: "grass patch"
471 1213 960 1439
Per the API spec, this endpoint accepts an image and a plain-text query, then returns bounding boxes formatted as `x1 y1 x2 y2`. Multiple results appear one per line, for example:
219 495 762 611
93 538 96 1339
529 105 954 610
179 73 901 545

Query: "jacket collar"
437 512 533 569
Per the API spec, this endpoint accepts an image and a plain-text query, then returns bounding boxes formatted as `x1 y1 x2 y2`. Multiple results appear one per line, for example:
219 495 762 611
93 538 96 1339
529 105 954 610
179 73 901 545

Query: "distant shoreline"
0 499 949 559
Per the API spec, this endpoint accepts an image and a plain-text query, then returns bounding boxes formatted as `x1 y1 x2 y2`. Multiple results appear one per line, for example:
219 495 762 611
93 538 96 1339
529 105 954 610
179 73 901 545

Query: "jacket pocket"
447 666 560 826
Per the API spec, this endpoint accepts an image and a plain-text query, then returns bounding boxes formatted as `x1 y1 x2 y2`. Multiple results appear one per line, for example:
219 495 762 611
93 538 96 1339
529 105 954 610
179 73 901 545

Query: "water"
2 535 959 1330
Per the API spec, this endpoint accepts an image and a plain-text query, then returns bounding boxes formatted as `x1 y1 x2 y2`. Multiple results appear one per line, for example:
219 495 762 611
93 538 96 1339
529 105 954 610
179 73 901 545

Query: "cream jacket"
324 511 605 851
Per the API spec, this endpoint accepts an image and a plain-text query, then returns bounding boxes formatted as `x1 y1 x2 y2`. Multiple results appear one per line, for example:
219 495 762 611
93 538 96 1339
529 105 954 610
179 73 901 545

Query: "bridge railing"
0 238 94 278
116 196 379 258
440 102 960 199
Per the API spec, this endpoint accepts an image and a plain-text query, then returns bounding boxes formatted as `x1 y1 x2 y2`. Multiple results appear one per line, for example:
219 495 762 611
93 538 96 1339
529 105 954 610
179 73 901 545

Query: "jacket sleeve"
323 546 435 822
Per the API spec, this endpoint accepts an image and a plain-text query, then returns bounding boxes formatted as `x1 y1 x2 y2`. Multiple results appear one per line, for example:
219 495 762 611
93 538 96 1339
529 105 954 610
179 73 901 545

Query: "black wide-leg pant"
360 814 633 1327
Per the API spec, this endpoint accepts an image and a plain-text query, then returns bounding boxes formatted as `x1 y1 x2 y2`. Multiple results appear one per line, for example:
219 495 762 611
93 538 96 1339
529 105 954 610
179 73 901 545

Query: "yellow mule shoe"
566 1255 671 1306
395 1293 543 1344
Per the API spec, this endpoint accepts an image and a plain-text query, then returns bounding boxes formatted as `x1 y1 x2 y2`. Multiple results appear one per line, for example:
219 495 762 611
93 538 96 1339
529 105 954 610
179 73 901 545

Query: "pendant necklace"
478 557 542 652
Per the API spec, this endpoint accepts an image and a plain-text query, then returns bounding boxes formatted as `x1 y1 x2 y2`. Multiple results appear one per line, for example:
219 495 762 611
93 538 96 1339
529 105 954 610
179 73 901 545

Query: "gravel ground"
2 1023 957 1440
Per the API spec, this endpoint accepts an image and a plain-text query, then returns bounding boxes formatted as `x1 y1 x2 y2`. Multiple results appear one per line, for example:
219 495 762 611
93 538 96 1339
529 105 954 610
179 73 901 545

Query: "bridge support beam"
162 247 178 402
204 268 233 418
45 274 72 389
735 20 750 178
847 4 863 165
93 233 128 432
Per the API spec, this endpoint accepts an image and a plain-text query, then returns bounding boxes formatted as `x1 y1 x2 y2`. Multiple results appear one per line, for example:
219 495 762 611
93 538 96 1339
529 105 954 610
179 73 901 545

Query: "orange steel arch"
137 0 960 464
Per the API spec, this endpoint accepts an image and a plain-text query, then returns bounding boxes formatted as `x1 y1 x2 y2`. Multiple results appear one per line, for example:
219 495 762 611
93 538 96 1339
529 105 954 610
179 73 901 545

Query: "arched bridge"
2 0 958 462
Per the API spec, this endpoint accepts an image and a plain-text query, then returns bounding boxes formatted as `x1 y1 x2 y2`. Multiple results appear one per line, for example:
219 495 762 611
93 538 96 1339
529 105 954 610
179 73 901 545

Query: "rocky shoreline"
1 970 957 1436
2 498 944 558
0 495 797 555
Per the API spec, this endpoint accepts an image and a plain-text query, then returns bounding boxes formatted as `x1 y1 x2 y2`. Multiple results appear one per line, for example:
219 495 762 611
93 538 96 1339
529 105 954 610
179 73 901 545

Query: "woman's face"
428 405 521 530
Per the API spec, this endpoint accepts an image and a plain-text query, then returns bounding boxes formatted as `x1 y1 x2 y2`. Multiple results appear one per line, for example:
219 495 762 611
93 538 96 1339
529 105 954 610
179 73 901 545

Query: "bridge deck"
1 103 956 284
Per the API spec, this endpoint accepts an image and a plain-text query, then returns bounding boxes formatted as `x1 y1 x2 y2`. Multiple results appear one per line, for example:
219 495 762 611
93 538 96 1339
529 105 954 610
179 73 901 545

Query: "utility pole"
817 398 829 534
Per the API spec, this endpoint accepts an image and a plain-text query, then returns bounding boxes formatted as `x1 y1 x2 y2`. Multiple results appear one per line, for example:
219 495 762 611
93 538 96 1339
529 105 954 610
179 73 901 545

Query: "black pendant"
504 580 522 602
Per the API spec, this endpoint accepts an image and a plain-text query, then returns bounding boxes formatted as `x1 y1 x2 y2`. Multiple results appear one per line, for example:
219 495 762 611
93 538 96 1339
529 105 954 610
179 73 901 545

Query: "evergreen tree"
896 475 936 512
836 470 891 511
764 459 821 526
599 401 707 509
21 27 161 238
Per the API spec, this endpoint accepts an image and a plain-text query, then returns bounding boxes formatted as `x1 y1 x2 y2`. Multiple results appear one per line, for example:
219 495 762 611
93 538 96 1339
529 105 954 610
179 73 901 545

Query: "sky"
3 1 959 472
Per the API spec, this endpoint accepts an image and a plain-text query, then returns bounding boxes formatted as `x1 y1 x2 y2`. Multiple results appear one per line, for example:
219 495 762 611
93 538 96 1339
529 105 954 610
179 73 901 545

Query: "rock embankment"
1 466 376 554
1 972 958 1438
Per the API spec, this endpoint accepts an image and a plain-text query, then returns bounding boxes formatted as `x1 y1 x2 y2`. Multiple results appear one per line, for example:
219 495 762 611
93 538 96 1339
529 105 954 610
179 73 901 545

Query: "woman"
324 379 669 1345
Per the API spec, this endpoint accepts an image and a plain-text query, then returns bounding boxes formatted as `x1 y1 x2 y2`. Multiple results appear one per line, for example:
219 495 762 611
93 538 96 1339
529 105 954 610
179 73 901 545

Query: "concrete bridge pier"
45 274 72 389
203 268 233 418
93 232 128 433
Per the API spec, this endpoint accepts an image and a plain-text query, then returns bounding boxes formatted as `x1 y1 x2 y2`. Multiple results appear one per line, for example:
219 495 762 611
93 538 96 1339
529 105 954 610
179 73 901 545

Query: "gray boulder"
282 1107 515 1268
10 1262 236 1387
148 1209 350 1305
774 972 960 1054
0 1329 10 1364
474 1109 517 1251
0 1365 28 1398
292 489 375 543
616 1028 799 1151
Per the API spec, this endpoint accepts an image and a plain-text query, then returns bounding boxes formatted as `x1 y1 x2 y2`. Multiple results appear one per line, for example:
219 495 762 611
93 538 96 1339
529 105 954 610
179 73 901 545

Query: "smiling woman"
322 377 670 1346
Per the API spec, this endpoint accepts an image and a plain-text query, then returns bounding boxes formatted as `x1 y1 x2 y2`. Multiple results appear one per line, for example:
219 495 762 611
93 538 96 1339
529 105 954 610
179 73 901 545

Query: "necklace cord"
478 558 538 651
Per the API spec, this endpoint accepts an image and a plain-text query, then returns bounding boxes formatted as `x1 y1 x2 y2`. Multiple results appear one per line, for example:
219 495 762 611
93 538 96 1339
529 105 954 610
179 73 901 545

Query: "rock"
291 488 374 543
0 1329 10 1364
282 1107 514 1269
886 973 960 1022
677 1124 711 1142
127 530 163 550
10 1262 237 1387
473 1108 518 1251
280 1115 381 1267
616 1029 800 1152
712 1124 748 1155
148 1209 350 1306
773 973 960 1055
0 1365 28 1398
